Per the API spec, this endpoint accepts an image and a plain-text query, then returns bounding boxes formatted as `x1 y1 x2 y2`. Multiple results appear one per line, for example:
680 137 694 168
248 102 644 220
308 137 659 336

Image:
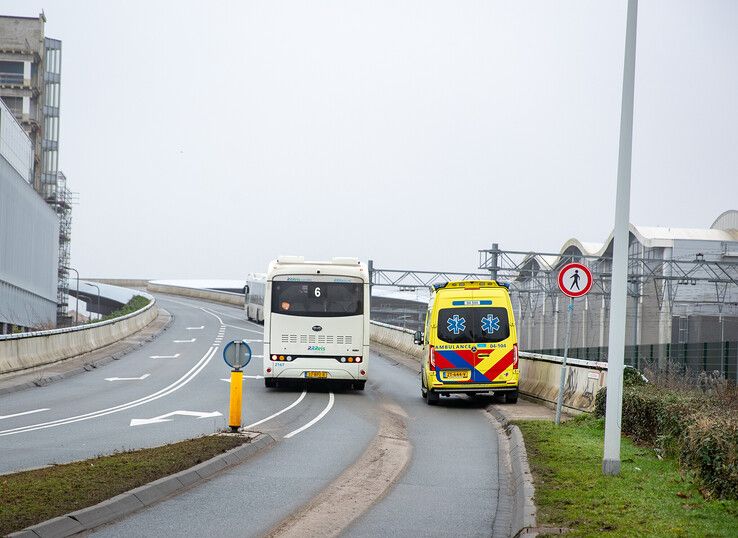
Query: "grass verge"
0 434 247 535
518 416 738 537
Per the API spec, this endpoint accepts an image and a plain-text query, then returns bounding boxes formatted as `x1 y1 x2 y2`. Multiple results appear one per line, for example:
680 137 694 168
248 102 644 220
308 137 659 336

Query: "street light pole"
63 266 80 325
85 283 101 321
603 0 638 476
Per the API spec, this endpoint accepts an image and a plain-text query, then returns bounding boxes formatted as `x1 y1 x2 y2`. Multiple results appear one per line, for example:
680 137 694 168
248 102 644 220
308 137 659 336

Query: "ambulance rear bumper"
433 386 518 395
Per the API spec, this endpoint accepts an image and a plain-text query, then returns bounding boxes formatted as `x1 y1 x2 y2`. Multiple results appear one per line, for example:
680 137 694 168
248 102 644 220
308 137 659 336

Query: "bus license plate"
441 370 470 381
306 371 328 379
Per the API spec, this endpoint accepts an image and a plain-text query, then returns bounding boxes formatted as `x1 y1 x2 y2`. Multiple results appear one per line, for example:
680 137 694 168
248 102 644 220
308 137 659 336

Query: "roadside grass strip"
0 435 246 535
517 415 738 537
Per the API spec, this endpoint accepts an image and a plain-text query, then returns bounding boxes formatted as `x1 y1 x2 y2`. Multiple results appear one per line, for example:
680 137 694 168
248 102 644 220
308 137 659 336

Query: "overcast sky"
4 0 737 278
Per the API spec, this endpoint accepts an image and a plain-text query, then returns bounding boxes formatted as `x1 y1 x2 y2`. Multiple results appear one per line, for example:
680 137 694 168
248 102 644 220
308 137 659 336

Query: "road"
0 294 511 537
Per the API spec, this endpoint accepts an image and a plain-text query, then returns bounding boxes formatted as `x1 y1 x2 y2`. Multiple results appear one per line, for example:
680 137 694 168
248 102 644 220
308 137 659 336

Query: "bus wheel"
354 381 366 391
427 390 440 406
505 391 518 404
264 378 276 389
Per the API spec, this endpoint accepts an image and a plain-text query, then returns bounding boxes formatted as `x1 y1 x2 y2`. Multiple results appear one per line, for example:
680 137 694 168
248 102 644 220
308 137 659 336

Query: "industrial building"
0 97 59 332
0 12 74 325
477 211 738 375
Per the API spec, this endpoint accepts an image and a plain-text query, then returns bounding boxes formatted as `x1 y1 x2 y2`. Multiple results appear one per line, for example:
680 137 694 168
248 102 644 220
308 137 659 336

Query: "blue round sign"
223 340 252 370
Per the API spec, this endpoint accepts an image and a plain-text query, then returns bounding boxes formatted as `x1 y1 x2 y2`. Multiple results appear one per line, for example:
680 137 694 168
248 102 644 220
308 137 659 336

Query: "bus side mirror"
413 331 423 345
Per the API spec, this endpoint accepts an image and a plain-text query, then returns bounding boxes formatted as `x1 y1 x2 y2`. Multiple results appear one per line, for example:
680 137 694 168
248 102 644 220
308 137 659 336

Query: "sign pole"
555 297 574 425
223 340 252 432
228 368 243 432
603 0 638 476
555 262 593 424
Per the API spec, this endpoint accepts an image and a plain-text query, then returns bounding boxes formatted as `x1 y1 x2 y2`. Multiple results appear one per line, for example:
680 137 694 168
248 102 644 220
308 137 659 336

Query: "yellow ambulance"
414 280 519 405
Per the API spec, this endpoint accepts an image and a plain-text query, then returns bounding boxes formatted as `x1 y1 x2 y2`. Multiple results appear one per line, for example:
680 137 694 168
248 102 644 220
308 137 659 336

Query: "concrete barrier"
0 294 158 376
146 283 244 307
87 278 151 289
518 352 607 413
370 321 424 361
370 321 607 412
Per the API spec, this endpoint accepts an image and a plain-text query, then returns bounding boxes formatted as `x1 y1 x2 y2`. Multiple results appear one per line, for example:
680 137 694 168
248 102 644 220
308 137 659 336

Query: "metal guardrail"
370 319 416 335
0 292 155 341
370 320 606 369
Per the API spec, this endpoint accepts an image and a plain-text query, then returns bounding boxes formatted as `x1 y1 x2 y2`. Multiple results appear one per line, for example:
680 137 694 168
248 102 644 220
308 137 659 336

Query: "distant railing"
528 341 738 379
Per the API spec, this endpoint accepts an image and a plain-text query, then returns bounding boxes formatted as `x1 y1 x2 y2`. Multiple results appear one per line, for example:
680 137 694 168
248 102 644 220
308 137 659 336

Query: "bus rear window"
272 282 363 317
437 307 510 343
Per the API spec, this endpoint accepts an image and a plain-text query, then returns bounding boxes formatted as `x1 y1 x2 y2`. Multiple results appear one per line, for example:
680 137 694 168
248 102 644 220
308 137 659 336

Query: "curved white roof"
517 211 738 274
712 210 738 232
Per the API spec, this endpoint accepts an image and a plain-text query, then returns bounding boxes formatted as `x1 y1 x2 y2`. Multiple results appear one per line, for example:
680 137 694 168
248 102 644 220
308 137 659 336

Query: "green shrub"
597 380 738 499
682 415 738 499
94 295 151 323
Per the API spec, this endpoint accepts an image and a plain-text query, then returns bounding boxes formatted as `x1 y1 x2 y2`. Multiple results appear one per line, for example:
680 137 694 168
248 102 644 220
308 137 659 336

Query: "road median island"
266 401 411 538
516 415 738 537
1 432 274 536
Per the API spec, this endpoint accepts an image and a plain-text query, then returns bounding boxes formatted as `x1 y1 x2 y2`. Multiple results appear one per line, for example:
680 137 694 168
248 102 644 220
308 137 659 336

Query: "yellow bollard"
228 369 243 431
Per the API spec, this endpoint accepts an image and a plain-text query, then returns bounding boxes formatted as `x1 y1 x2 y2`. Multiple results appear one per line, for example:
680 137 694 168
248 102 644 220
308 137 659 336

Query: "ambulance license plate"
306 371 328 379
441 370 470 381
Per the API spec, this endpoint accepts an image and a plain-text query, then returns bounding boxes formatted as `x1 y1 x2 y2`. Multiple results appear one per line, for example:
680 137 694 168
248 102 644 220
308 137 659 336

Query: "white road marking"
0 408 50 420
187 326 204 330
200 307 224 324
200 307 263 335
149 353 180 359
130 410 222 427
220 374 264 381
284 392 335 439
243 390 308 429
105 374 151 381
225 324 263 334
0 347 218 437
173 338 196 343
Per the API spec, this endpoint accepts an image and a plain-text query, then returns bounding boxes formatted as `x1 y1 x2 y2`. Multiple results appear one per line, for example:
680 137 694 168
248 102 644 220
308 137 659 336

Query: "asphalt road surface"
0 294 511 537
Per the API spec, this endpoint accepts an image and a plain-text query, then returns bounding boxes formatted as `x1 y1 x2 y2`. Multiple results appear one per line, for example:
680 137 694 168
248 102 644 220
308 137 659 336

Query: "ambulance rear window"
436 307 510 344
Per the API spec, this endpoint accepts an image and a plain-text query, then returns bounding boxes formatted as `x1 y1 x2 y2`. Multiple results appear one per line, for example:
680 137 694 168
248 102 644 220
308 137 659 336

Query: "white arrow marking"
187 326 204 330
173 338 196 343
149 353 180 359
0 408 50 420
220 375 263 382
105 374 151 381
130 410 223 427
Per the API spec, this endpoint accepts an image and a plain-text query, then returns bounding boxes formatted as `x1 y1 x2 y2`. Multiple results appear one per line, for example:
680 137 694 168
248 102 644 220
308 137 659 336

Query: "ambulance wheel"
505 391 518 404
421 387 427 399
264 378 276 389
427 390 440 405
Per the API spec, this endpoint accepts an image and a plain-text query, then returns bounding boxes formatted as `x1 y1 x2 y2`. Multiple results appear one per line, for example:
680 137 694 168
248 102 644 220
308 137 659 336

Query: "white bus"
263 256 370 390
244 273 266 323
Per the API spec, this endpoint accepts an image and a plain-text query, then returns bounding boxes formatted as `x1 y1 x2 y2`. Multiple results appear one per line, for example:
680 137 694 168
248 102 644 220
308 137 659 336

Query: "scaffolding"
42 171 76 326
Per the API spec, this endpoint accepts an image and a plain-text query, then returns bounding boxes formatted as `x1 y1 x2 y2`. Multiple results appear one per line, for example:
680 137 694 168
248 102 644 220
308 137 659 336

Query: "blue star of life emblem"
481 314 500 334
446 314 466 335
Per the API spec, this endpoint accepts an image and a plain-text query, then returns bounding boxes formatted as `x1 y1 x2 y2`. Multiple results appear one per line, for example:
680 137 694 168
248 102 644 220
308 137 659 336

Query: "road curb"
0 308 173 397
508 425 538 537
8 433 275 537
485 406 537 537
